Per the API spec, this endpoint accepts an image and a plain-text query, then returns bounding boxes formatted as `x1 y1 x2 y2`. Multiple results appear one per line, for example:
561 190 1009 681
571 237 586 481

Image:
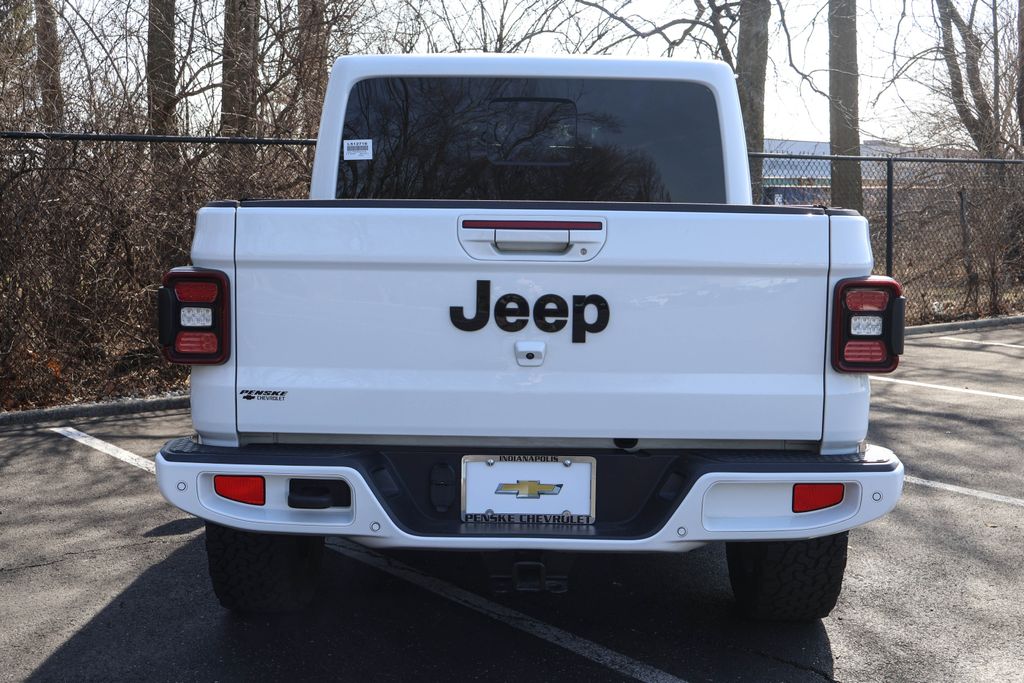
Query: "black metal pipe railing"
0 130 317 145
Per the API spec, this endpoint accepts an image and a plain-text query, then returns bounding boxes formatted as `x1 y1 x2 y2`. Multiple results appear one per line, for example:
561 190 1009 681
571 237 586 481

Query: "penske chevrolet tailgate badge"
496 480 563 499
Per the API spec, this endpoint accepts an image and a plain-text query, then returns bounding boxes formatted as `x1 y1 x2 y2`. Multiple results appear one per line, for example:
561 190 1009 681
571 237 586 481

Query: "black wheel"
726 532 848 621
204 521 324 613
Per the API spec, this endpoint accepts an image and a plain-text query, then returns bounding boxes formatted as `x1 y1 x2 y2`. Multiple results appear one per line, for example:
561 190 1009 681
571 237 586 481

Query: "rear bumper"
155 440 903 552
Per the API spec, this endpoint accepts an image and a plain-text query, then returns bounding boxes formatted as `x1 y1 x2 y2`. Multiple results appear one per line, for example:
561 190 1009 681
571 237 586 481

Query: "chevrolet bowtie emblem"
495 480 563 499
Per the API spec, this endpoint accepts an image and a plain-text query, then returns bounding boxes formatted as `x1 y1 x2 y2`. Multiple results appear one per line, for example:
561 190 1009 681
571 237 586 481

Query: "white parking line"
938 336 1024 350
327 538 685 683
937 335 1024 350
905 476 1024 508
50 427 156 473
51 427 685 683
870 376 1024 402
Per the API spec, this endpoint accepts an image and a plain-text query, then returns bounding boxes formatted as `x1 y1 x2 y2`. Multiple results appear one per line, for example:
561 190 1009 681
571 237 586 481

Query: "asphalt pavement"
1 325 1022 682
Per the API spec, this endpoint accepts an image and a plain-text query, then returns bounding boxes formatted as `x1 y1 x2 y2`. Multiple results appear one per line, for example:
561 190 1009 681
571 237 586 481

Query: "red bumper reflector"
214 475 265 505
843 340 887 363
845 289 890 311
792 483 845 513
175 331 218 354
174 280 219 303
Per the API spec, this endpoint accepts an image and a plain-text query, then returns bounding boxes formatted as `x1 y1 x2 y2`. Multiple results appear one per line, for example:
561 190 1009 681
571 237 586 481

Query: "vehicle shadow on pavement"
28 529 834 682
389 543 836 681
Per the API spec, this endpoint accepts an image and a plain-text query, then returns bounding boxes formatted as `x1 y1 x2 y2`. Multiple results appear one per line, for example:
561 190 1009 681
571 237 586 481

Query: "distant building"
758 139 906 206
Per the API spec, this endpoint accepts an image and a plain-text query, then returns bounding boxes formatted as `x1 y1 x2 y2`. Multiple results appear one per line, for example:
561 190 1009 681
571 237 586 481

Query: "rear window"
337 77 725 203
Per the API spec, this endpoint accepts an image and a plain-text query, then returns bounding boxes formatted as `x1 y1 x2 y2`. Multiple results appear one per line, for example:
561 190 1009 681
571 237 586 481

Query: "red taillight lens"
832 276 904 373
792 483 845 513
845 289 890 311
843 340 887 363
214 475 265 505
175 331 218 354
174 281 219 303
158 268 230 365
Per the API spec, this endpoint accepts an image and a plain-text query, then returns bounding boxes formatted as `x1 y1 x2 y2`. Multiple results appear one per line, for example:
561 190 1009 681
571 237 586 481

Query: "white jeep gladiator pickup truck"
155 54 906 621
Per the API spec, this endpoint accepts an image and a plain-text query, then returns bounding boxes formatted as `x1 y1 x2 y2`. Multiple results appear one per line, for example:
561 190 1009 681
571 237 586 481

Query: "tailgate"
233 203 829 442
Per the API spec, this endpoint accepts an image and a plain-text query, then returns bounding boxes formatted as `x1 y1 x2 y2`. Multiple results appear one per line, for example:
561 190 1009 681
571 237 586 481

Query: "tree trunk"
147 0 176 135
221 0 259 135
736 0 770 203
295 0 329 137
33 0 64 130
147 0 180 269
1017 0 1024 148
221 0 260 197
828 0 863 212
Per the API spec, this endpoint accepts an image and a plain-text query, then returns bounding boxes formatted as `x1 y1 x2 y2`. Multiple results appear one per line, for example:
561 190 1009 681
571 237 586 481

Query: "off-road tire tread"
205 522 324 613
726 532 848 621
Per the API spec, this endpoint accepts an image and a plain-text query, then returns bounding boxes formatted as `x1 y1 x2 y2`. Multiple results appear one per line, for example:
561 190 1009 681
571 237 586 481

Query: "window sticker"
343 139 373 160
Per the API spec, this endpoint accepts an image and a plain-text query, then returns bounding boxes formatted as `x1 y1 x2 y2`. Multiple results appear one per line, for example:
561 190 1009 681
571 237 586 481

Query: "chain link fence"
754 152 1024 325
2 132 1023 409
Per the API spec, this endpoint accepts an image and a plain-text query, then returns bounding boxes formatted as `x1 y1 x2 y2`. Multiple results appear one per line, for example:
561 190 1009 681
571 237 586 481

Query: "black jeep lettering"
450 280 608 342
449 279 490 331
494 293 529 332
533 294 568 333
571 294 610 343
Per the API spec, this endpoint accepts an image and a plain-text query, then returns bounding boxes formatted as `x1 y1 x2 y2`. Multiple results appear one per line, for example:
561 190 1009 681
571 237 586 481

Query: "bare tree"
575 0 737 61
0 1 36 124
222 0 259 135
736 0 770 199
828 0 863 212
292 0 330 136
32 0 63 129
405 0 587 54
1018 0 1024 147
147 0 176 135
220 0 259 197
933 0 1002 157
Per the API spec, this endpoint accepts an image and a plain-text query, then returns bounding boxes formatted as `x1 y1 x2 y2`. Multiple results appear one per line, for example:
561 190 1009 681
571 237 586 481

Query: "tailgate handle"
459 218 606 261
494 229 569 252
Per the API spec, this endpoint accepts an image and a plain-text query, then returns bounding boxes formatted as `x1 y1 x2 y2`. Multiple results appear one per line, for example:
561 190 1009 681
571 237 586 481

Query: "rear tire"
204 522 324 613
726 532 848 621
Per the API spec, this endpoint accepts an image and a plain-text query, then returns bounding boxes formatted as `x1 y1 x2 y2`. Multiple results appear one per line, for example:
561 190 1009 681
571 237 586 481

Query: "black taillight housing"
832 276 905 373
158 267 230 365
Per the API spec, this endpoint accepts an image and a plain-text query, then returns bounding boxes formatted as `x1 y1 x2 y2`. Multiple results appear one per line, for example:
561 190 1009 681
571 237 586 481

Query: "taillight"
173 281 219 303
832 276 905 373
158 267 230 364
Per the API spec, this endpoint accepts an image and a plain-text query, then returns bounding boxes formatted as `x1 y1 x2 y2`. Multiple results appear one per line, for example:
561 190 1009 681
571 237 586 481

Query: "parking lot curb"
0 393 189 428
906 314 1024 337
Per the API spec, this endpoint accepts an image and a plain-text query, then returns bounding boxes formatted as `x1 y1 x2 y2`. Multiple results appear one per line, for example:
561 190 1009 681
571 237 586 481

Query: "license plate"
461 455 596 524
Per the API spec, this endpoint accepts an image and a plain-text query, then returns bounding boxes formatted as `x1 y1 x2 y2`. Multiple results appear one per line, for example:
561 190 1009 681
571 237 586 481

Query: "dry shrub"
0 137 313 410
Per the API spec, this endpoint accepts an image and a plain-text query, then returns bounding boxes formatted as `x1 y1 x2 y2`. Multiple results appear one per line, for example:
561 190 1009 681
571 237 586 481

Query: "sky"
761 0 940 143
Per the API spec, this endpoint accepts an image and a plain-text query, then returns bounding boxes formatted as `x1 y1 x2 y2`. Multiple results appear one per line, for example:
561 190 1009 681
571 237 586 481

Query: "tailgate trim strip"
238 198 828 215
